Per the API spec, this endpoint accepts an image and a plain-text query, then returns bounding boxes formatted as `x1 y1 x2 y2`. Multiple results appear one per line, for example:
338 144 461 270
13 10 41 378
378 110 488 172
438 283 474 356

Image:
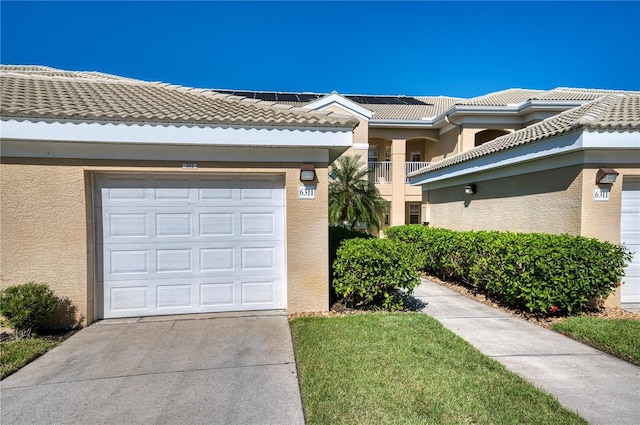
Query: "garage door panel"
109 286 149 312
241 281 276 304
96 174 286 318
103 241 285 281
104 277 285 316
200 282 235 306
100 207 284 243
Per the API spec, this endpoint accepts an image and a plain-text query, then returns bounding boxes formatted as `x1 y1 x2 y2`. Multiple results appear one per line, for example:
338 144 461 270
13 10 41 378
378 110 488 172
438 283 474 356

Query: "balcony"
368 161 433 184
368 161 391 184
405 162 432 182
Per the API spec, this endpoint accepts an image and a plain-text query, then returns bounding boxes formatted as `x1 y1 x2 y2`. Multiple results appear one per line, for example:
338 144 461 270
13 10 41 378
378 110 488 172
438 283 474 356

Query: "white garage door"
621 176 640 303
95 174 286 319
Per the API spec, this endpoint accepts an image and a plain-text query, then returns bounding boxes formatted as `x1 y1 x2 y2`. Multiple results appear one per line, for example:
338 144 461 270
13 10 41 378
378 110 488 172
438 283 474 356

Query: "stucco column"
391 138 406 226
460 128 477 153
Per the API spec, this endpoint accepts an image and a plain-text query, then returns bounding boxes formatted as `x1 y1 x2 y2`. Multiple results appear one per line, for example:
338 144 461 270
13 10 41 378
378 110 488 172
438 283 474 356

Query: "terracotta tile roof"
204 88 640 121
367 97 463 120
458 89 545 106
412 94 640 175
533 87 640 101
0 65 142 82
0 66 359 129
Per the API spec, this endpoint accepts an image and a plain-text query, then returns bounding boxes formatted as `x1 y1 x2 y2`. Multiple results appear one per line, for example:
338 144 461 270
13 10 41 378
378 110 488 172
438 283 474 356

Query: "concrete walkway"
413 279 640 425
1 311 305 425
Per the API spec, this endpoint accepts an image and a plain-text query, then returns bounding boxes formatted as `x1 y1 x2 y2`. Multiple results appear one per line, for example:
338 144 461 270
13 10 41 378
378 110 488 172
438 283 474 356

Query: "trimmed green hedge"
0 282 57 339
386 225 632 315
329 226 373 306
332 238 424 310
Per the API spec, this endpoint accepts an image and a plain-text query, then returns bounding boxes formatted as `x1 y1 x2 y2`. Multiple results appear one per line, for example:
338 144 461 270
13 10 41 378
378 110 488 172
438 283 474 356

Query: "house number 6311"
298 185 316 200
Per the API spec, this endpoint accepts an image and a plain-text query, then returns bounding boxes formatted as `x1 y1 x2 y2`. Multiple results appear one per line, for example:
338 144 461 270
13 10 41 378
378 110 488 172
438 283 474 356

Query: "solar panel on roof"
345 95 430 105
297 93 324 102
274 93 300 102
212 90 432 106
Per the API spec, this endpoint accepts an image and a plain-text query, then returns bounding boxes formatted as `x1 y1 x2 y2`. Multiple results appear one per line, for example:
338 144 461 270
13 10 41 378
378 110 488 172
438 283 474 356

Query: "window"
385 146 391 161
411 152 421 162
384 205 390 226
409 204 420 224
368 146 379 162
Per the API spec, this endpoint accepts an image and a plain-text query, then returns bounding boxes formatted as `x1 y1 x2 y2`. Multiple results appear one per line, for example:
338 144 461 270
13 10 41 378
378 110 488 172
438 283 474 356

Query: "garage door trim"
93 172 287 319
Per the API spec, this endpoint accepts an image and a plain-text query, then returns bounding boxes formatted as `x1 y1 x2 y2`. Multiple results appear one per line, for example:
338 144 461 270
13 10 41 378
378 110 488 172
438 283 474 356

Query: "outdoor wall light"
464 184 476 195
300 164 317 181
596 168 619 185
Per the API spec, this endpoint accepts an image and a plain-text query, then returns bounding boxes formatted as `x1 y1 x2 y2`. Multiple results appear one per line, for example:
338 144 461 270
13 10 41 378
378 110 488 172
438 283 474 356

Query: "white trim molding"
303 93 373 121
409 129 640 189
0 118 354 148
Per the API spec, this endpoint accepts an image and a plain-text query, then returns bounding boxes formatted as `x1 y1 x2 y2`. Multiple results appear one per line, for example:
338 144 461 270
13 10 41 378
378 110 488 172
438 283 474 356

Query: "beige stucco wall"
580 167 640 307
427 129 458 162
406 139 425 161
1 158 331 324
368 128 439 142
426 165 583 234
1 161 90 323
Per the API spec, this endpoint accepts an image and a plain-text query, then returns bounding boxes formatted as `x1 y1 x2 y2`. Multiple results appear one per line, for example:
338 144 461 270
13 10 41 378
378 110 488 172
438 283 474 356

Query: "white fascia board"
368 118 437 128
440 101 584 125
409 129 640 189
302 94 373 121
523 100 586 112
448 105 520 116
1 139 332 163
581 129 640 149
0 118 353 148
408 131 585 187
418 151 588 192
453 115 525 126
521 111 562 123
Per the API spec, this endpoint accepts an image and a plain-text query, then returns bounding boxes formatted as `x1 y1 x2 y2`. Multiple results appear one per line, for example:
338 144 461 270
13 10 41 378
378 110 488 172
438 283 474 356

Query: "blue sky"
2 1 638 98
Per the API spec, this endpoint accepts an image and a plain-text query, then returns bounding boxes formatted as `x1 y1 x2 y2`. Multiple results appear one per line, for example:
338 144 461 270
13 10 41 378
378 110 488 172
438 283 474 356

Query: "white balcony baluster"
368 161 391 184
405 162 432 182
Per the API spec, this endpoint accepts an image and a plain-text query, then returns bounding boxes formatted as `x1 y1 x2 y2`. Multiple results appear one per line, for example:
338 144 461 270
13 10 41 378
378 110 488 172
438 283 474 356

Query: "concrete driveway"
1 311 305 425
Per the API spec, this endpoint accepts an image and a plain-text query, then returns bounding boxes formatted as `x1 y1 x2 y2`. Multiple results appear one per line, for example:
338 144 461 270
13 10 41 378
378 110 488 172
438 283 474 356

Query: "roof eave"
0 114 358 132
369 118 437 128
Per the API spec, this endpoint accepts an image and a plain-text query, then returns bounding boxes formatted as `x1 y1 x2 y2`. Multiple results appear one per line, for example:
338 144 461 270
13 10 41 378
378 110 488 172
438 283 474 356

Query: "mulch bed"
289 276 640 327
0 328 79 343
424 274 640 329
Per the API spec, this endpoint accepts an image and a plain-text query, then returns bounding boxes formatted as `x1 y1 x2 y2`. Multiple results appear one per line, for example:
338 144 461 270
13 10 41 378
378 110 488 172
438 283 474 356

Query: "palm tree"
328 155 388 232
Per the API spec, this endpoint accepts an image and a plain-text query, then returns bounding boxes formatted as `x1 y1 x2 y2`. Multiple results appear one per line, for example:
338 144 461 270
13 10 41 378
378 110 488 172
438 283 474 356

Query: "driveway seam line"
1 361 296 390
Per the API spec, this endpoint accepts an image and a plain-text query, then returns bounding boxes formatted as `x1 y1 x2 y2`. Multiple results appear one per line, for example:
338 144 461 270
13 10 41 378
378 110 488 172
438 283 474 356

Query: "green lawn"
0 337 62 379
552 316 640 365
290 313 586 425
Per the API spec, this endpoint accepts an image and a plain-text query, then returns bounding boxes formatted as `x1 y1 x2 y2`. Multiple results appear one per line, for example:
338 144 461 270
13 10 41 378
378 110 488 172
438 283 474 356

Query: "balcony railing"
405 162 432 182
368 161 391 184
368 161 433 184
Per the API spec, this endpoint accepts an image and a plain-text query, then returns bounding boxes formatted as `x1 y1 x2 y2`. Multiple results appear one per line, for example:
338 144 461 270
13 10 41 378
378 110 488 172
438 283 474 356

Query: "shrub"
329 226 373 305
332 238 423 310
387 225 632 315
0 282 58 339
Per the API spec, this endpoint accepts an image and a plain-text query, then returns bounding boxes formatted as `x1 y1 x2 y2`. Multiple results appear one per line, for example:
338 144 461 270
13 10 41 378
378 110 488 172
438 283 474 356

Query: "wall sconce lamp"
596 168 619 185
300 164 316 182
464 184 476 195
